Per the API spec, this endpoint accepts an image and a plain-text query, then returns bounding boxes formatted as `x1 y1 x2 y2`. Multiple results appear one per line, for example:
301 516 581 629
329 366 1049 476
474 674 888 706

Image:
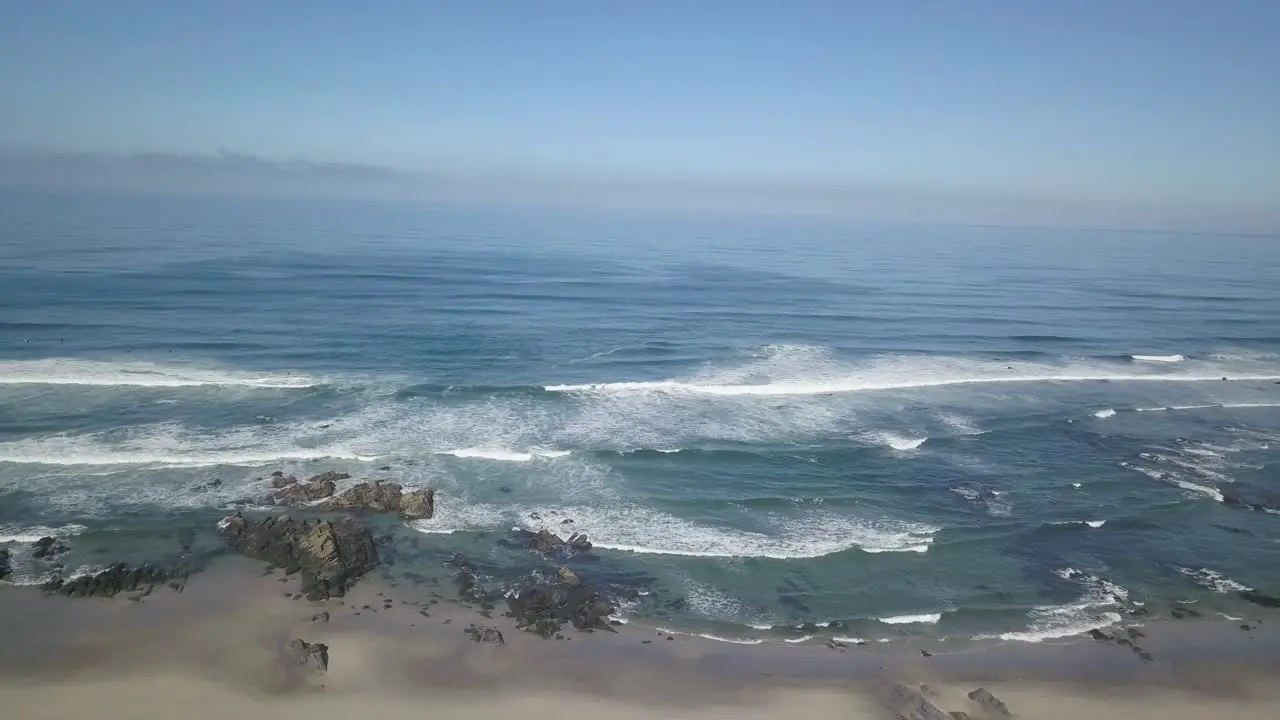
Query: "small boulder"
399 488 435 520
558 566 581 587
325 481 402 514
270 471 298 489
275 477 337 504
306 471 350 485
218 512 378 600
885 684 950 720
967 688 1010 717
464 624 505 645
31 536 70 560
287 639 329 673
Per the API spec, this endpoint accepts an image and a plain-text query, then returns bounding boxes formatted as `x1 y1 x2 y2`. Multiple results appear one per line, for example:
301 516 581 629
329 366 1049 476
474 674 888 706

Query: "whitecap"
1131 354 1186 363
434 447 570 462
1176 567 1252 593
831 635 868 645
0 523 86 544
878 612 942 625
1093 408 1117 419
1085 520 1106 528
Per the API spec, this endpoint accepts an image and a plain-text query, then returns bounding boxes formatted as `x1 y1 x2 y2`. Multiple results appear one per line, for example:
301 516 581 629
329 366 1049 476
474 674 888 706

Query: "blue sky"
1 1 1276 230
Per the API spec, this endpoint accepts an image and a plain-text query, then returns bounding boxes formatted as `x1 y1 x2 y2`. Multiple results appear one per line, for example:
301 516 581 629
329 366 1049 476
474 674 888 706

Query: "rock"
567 533 592 551
311 611 330 623
41 562 174 599
270 471 298 489
31 536 70 560
287 639 329 673
967 688 1010 717
950 714 972 720
1088 629 1110 641
218 512 378 600
1239 590 1280 609
1171 606 1202 619
0 549 10 580
464 624 505 645
920 649 933 657
885 684 951 720
506 572 616 638
398 488 435 520
274 477 337 504
558 566 581 587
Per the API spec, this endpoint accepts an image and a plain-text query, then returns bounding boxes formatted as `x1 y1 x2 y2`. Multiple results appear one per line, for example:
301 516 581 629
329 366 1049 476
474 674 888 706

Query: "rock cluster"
506 573 615 638
40 563 177 599
527 528 592 554
31 536 70 560
287 638 329 674
464 624 505 645
217 513 378 600
269 471 434 520
884 685 1014 720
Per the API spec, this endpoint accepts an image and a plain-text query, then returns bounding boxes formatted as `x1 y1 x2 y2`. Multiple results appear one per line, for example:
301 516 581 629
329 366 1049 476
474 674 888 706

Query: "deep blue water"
2 189 1280 644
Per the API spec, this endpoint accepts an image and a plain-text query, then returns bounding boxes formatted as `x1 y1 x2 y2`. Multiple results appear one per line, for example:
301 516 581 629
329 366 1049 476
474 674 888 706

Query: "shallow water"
2 189 1279 644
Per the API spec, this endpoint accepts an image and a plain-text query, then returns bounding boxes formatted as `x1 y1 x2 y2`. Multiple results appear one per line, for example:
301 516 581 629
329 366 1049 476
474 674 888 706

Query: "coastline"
4 553 1280 719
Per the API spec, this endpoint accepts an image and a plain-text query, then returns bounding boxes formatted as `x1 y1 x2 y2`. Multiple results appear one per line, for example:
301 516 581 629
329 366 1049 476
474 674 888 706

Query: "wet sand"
3 556 1280 719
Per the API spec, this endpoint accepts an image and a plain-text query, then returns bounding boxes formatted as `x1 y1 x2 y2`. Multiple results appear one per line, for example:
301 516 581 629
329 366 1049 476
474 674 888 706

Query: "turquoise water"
2 189 1279 643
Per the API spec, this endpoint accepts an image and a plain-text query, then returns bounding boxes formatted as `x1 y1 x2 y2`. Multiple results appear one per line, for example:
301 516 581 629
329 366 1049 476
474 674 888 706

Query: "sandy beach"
3 554 1279 720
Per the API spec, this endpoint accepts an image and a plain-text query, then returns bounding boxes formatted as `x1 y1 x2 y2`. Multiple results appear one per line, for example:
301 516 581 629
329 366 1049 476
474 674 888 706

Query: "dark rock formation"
464 624 505 645
320 481 435 519
506 573 616 638
0 549 10 580
274 476 338 504
967 688 1010 717
217 513 377 600
40 562 175 599
527 529 592 554
885 684 951 720
558 566 581 587
1221 486 1280 514
270 471 298 489
31 536 70 560
287 639 329 673
1240 590 1280 608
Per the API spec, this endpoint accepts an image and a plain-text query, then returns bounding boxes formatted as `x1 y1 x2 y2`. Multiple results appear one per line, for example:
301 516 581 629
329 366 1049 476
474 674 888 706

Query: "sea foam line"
544 373 1280 397
0 359 317 388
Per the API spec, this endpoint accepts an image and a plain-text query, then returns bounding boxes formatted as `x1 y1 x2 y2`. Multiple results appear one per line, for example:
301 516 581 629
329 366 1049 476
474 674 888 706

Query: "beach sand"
3 556 1279 719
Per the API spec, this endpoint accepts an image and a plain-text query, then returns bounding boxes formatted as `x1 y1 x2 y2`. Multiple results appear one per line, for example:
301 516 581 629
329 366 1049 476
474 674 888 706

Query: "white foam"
1093 408 1116 419
992 568 1132 643
873 433 927 451
878 613 942 625
408 501 509 535
514 504 937 559
1085 520 1107 528
1131 354 1185 363
0 358 316 388
1121 462 1224 502
831 635 868 645
782 635 815 644
1071 483 1082 488
1177 567 1252 593
993 612 1123 643
1049 520 1107 529
435 447 571 462
0 524 86 544
545 348 1279 397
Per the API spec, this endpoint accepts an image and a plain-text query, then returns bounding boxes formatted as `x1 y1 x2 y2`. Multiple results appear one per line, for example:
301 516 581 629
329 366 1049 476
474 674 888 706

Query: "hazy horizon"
2 1 1276 233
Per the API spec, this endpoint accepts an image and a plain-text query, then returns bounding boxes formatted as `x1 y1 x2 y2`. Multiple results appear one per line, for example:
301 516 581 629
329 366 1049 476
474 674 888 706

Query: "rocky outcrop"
270 471 299 489
967 688 1010 717
274 477 337 504
1221 486 1280 514
0 549 10 580
322 481 434 520
217 513 377 600
884 684 951 720
506 572 615 638
527 529 592 554
558 566 581 587
287 639 329 673
40 563 176 599
31 536 70 560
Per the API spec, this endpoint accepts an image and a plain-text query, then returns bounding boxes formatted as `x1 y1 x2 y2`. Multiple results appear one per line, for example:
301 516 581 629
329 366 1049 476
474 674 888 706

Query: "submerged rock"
1239 590 1280 608
31 536 70 560
270 471 299 489
217 512 378 600
464 624 505 645
967 688 1010 717
0 549 10 580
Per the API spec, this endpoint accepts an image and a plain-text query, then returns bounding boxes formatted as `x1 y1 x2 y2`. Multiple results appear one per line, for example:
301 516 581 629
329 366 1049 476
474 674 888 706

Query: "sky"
0 0 1277 232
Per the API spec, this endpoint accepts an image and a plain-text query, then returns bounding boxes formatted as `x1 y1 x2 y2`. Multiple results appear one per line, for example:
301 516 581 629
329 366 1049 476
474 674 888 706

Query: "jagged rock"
306 471 350 485
968 688 1010 717
270 471 298 489
311 611 330 623
0 549 10 580
527 529 593 554
287 639 329 673
399 489 435 520
558 566 581 587
464 624 505 645
885 684 951 720
31 536 70 560
275 477 338 504
506 573 616 638
218 512 377 600
41 563 174 599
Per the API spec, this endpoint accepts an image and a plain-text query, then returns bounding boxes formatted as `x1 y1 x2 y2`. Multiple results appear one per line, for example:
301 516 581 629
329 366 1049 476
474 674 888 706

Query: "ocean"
2 189 1279 645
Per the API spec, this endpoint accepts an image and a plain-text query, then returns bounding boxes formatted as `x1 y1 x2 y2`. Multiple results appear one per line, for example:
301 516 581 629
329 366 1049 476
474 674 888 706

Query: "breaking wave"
0 358 317 388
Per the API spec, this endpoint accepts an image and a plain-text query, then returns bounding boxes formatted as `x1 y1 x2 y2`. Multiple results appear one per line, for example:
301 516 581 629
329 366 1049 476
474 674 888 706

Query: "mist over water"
3 191 1280 644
